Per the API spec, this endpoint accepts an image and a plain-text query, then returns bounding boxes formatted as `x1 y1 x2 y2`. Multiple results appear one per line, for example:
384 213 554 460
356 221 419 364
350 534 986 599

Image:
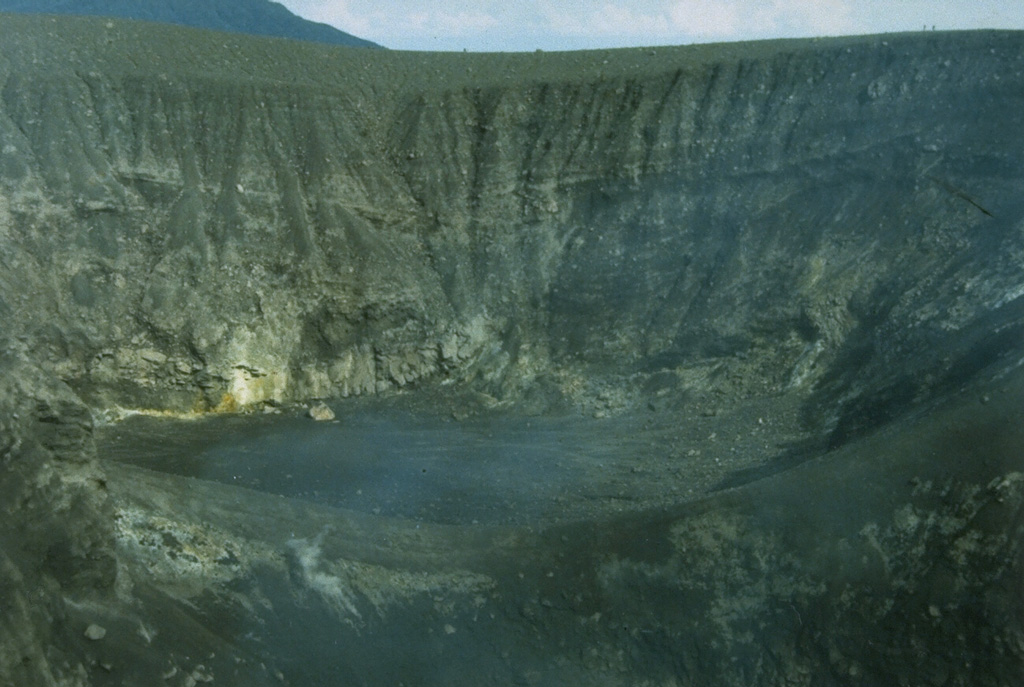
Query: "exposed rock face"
0 14 1022 687
0 17 1019 430
0 353 116 686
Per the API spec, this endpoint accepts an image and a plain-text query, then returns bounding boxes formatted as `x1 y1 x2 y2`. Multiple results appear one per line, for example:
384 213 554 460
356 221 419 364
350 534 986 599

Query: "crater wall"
1 16 1021 435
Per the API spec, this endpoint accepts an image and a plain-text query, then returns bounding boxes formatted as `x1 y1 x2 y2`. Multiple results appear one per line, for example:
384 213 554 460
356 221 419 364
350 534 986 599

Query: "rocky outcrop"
0 352 115 686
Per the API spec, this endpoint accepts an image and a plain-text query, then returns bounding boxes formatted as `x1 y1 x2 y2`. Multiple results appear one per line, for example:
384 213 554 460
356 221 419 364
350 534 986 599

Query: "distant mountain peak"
0 0 383 48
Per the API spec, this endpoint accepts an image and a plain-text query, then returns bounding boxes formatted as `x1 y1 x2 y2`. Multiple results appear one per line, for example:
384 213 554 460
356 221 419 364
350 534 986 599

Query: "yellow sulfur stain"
214 392 239 413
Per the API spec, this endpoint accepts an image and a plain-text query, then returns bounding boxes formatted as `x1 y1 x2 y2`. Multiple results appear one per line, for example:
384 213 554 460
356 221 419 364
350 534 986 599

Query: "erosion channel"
1 14 1023 687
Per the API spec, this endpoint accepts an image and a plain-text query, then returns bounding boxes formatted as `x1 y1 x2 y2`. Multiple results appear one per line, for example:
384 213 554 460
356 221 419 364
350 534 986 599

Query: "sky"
278 0 1024 52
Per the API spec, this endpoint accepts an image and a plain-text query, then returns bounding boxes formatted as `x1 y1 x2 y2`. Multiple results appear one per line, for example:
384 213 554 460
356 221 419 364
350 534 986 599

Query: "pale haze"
279 0 1024 51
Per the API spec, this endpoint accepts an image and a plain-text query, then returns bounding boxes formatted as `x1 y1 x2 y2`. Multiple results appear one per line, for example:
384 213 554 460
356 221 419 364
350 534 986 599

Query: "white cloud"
667 1 744 39
276 0 1024 51
529 1 856 43
403 9 501 36
282 0 374 36
281 0 504 46
539 2 671 37
752 0 856 35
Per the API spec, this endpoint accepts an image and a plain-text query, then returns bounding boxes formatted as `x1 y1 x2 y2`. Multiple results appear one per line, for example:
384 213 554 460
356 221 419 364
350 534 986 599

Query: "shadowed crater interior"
1 15 1023 687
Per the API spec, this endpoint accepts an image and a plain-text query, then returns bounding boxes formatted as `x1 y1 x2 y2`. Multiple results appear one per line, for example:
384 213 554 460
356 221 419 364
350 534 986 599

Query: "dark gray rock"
0 352 116 685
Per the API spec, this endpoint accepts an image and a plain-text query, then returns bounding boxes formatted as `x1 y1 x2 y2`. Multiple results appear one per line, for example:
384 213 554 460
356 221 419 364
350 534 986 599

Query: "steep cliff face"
0 353 116 687
1 14 1023 687
1 16 1022 437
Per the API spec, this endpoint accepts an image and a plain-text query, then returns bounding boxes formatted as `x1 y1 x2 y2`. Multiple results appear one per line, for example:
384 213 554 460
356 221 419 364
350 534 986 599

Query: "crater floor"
85 362 1024 687
98 388 811 527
